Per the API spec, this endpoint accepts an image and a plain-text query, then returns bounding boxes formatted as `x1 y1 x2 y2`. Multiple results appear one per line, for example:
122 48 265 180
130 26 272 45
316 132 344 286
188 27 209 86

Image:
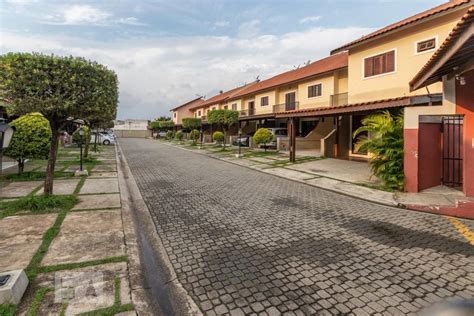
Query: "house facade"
170 96 204 127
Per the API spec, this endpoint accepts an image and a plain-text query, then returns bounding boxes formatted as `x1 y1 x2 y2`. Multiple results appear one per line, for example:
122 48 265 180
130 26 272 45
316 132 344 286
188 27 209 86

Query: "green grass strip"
27 287 51 316
26 209 68 280
0 195 78 219
0 304 16 316
59 302 68 316
73 176 87 195
37 256 128 274
114 276 121 306
77 304 134 316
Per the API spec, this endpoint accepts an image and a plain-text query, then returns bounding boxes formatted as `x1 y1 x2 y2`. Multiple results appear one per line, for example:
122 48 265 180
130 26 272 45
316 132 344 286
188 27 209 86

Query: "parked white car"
91 132 115 145
266 128 287 147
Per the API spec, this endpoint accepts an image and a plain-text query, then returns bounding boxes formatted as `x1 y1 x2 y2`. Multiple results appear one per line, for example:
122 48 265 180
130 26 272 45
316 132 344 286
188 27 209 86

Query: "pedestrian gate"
442 115 463 187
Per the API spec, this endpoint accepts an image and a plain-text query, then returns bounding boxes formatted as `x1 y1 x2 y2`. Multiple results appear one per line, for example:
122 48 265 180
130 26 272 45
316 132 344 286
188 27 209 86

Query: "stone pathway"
0 145 139 315
121 138 474 315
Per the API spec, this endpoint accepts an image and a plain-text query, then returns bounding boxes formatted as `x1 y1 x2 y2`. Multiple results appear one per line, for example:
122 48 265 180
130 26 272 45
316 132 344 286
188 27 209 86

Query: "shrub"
72 125 90 144
253 128 274 152
213 131 224 145
175 130 183 141
189 129 200 145
353 111 404 190
4 113 51 175
165 130 174 140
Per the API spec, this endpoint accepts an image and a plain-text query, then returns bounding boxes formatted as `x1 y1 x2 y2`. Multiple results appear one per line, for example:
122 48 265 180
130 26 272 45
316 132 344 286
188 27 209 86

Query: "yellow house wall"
277 85 298 107
254 91 277 115
298 75 334 109
347 10 466 104
335 68 348 95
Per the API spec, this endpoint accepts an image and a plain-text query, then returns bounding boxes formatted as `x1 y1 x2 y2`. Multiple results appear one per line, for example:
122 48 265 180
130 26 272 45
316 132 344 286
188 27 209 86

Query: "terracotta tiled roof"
331 0 472 54
170 96 204 111
231 52 348 99
410 6 474 90
274 97 411 118
191 82 259 110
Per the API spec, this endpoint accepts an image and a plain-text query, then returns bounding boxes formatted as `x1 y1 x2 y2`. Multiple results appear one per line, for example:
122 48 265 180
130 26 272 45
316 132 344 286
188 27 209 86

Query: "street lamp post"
0 118 16 176
78 127 84 172
236 128 243 158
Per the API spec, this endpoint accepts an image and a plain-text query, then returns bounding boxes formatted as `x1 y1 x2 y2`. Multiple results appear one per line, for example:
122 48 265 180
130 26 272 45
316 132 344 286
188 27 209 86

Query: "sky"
0 0 447 120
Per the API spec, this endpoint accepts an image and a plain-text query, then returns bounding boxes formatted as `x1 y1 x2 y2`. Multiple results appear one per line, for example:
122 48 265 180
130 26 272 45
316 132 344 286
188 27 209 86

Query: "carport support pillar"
288 117 296 163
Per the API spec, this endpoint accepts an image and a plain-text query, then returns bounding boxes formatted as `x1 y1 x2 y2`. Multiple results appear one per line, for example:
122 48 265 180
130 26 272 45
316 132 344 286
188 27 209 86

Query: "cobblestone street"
120 138 474 315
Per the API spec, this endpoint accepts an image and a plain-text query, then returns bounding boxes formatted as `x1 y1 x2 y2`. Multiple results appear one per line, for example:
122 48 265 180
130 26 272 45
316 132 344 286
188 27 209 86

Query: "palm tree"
353 110 404 190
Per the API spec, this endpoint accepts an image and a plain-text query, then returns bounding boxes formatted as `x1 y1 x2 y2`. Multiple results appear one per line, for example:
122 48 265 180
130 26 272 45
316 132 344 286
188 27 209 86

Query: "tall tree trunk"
44 128 60 196
223 128 227 150
94 130 98 152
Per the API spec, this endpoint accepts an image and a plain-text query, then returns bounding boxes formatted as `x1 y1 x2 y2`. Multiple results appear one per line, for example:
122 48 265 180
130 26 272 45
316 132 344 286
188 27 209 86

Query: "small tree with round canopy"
207 109 239 150
253 128 274 152
0 52 118 195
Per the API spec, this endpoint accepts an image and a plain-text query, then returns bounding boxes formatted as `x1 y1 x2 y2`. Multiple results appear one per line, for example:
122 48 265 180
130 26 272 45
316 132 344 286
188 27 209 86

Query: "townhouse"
170 96 205 127
171 0 473 200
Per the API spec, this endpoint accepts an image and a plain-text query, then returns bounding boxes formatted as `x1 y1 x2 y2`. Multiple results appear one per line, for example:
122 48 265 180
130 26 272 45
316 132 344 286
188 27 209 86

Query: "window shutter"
386 50 395 72
364 57 373 77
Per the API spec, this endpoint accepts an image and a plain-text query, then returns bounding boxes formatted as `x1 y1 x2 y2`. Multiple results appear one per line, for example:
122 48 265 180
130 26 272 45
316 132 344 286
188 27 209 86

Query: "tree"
353 111 404 191
159 120 174 130
4 113 51 175
212 131 224 146
207 109 239 149
72 125 90 146
253 128 273 152
175 130 183 141
0 53 118 195
189 129 200 145
182 118 201 131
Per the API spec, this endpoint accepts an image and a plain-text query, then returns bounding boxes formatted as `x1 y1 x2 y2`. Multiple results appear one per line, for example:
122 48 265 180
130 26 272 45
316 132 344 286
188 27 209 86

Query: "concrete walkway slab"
26 262 129 315
0 181 42 198
262 167 317 181
92 164 117 172
36 179 80 196
89 172 118 179
72 194 121 210
42 210 125 265
80 178 119 194
288 158 379 184
0 214 57 271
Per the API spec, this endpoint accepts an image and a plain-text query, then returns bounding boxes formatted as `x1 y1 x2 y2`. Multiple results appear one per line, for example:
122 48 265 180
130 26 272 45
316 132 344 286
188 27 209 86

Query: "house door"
351 115 368 155
248 101 255 116
442 115 463 187
285 92 296 111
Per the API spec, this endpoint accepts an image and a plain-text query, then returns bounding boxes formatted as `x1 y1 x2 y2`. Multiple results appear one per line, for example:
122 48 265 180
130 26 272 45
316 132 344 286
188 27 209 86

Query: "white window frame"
414 35 438 55
307 83 323 99
362 48 397 80
260 96 270 106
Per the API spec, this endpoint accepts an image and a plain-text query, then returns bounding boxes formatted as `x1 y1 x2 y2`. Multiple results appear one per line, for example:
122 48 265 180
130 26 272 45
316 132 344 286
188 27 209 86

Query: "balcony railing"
273 102 299 113
330 92 348 107
239 108 256 117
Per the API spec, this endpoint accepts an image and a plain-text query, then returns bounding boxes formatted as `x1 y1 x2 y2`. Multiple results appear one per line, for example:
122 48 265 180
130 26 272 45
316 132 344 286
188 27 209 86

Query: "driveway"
119 138 473 315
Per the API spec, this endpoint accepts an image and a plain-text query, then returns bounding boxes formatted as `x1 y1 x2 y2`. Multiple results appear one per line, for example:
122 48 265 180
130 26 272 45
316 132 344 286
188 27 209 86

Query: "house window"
261 96 269 106
198 110 201 116
224 105 228 110
212 107 216 110
173 112 176 118
194 113 197 118
232 103 237 110
364 50 395 78
416 38 436 53
308 84 322 98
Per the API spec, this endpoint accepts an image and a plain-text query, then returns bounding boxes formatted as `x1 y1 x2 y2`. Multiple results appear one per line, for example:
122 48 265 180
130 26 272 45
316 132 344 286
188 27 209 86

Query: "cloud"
118 17 147 26
299 16 322 24
0 26 373 120
238 19 261 38
214 20 230 28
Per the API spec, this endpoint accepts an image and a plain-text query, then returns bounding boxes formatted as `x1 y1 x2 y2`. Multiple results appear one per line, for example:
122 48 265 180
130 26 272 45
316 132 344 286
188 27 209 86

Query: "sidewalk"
166 141 474 220
0 145 148 314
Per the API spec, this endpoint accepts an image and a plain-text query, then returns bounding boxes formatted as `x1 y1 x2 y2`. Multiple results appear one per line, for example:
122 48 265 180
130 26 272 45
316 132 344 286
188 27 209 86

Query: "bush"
175 131 183 141
213 131 224 145
72 125 90 144
165 130 174 140
4 113 51 175
189 129 200 145
253 128 274 152
353 111 404 190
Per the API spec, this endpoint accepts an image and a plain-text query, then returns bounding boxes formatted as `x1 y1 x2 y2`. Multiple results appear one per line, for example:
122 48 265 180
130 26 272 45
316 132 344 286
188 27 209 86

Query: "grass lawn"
0 195 78 219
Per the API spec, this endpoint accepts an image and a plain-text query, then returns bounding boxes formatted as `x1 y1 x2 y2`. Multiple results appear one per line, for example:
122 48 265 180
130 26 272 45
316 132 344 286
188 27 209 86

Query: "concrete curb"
116 142 202 316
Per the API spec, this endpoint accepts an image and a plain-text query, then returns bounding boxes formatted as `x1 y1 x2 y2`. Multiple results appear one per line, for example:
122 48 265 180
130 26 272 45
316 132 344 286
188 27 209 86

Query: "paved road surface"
120 139 473 315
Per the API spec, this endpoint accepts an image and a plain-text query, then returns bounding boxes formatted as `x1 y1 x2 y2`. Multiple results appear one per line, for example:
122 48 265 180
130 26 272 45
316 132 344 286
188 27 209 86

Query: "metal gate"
442 115 463 187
